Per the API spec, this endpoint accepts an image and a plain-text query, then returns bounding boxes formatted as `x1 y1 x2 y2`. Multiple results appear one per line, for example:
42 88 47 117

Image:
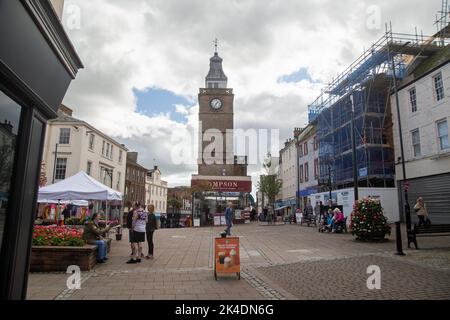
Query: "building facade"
278 136 297 213
296 124 320 210
0 0 82 299
146 166 168 214
168 186 192 215
42 105 128 193
125 152 148 207
391 50 450 224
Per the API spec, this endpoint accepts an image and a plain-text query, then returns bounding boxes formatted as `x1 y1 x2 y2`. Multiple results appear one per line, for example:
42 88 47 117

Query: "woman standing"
126 203 147 264
146 204 157 259
414 197 429 226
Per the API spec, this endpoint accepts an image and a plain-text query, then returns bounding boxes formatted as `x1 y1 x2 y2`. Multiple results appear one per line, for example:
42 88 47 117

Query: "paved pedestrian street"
27 223 450 300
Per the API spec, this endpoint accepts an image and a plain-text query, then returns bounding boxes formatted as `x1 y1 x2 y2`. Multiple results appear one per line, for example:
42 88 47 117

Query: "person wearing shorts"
126 204 147 264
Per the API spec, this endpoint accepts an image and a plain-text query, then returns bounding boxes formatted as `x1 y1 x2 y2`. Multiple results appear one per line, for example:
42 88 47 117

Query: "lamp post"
328 164 332 204
52 143 58 184
391 56 411 233
349 94 359 202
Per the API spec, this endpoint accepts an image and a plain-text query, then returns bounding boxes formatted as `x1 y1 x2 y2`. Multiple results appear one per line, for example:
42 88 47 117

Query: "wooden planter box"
30 239 112 272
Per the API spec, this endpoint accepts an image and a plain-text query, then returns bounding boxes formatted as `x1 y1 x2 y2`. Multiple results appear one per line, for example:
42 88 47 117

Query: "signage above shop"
192 179 251 192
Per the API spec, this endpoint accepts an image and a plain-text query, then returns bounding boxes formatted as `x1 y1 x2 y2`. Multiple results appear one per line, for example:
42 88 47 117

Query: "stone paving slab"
27 222 450 300
256 253 450 300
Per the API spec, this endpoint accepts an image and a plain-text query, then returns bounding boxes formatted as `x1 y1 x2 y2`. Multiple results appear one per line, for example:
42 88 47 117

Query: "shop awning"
274 206 289 211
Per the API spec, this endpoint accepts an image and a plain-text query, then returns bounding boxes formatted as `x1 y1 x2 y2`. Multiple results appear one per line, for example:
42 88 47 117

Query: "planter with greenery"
350 197 391 241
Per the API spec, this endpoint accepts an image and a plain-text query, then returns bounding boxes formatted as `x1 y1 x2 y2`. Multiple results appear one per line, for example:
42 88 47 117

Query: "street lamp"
390 42 411 256
349 93 359 202
52 143 58 184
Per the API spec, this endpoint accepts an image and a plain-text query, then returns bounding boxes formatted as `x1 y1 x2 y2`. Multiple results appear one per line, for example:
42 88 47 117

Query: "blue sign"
359 167 368 177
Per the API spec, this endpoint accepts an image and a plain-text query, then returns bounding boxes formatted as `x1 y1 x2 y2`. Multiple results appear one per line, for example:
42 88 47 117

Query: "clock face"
210 98 222 110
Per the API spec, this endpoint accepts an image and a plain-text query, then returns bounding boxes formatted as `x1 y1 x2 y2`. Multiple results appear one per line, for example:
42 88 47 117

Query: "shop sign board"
214 237 240 279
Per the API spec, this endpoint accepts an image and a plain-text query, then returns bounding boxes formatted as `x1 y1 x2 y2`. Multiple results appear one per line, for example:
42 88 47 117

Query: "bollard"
395 221 405 256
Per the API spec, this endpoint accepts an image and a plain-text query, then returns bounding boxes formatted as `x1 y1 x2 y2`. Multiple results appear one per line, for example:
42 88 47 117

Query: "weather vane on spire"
213 38 218 53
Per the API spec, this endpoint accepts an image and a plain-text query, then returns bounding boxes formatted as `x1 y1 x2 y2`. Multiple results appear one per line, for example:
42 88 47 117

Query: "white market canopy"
37 199 89 206
38 171 122 201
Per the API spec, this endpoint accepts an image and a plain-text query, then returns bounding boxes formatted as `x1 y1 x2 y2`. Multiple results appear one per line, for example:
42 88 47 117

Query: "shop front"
0 0 83 299
191 177 252 227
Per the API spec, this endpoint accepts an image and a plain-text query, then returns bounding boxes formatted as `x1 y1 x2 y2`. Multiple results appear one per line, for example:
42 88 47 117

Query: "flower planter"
30 245 97 272
30 239 112 272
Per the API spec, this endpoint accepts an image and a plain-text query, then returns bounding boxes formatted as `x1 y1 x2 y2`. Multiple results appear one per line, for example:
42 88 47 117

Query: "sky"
61 0 441 192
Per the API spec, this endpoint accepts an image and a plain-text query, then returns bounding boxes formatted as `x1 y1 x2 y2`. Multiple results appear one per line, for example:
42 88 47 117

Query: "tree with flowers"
350 197 391 241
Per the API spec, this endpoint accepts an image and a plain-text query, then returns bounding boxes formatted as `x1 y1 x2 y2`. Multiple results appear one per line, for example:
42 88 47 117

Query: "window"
0 90 22 250
105 143 110 158
59 128 70 144
434 72 444 101
304 142 308 155
100 167 112 187
88 133 95 150
437 119 449 150
409 87 417 113
117 172 121 190
313 136 318 151
102 141 105 156
87 161 92 175
119 150 123 163
299 164 303 182
314 158 319 179
304 162 309 182
55 158 67 180
411 129 421 157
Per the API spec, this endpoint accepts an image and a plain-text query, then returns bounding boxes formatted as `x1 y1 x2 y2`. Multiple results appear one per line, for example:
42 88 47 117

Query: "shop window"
0 90 22 250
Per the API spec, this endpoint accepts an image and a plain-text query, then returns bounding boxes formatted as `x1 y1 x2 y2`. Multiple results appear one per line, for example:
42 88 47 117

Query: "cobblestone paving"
256 253 450 300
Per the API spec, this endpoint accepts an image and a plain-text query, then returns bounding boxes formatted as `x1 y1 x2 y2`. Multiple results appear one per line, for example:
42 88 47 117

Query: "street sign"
359 167 368 177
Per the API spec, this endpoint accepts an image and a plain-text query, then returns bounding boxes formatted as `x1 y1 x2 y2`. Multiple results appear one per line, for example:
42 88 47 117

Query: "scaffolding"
309 22 450 191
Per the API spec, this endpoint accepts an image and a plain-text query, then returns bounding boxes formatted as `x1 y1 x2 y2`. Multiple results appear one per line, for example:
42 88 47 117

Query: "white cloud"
62 0 440 188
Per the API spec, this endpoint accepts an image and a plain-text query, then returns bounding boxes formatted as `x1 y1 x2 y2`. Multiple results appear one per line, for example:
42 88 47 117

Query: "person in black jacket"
146 204 157 259
127 202 139 258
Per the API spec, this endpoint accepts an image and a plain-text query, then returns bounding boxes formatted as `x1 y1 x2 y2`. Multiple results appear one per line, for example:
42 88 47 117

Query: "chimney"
127 152 138 163
58 104 73 116
294 127 302 137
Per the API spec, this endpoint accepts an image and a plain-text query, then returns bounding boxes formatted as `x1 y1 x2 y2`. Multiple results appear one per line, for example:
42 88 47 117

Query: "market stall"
38 171 123 225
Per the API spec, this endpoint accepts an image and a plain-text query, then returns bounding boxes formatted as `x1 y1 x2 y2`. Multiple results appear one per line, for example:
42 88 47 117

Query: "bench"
300 215 317 227
407 224 450 249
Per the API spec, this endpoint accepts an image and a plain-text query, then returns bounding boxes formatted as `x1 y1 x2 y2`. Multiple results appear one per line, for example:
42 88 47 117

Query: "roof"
126 160 149 172
206 52 228 81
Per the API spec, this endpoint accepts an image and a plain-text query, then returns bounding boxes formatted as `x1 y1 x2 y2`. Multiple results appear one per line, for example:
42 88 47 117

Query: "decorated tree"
350 197 391 241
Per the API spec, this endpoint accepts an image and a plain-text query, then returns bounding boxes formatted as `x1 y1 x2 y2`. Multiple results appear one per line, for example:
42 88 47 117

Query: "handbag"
425 218 432 225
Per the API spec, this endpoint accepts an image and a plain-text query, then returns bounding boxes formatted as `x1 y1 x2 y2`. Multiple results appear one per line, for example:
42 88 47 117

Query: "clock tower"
197 48 235 176
191 45 252 226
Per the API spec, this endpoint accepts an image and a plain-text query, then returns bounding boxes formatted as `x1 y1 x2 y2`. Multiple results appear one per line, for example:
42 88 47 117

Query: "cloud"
61 0 440 189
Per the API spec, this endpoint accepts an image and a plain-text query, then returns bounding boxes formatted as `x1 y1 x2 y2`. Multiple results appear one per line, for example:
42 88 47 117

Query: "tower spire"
213 38 218 54
205 39 227 89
